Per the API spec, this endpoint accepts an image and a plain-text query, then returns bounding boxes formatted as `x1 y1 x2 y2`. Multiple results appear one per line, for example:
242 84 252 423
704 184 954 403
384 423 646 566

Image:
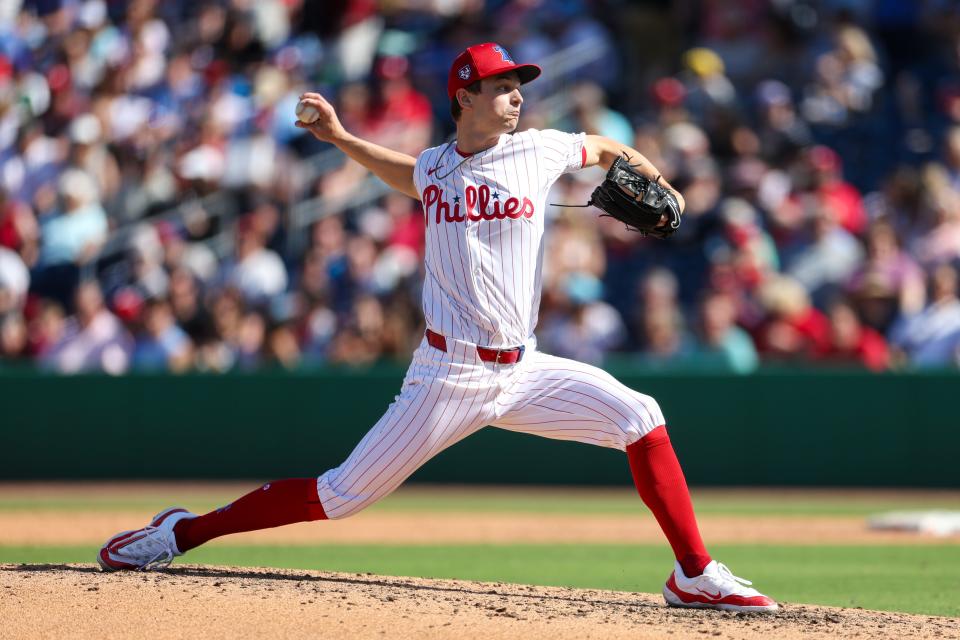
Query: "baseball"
295 100 320 124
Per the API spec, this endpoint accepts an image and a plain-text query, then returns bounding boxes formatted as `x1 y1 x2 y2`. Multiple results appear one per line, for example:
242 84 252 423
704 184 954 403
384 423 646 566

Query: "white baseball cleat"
663 560 779 613
97 507 196 571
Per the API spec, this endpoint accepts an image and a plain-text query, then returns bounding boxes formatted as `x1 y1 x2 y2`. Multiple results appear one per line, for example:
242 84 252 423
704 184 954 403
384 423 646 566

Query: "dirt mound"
1 564 955 640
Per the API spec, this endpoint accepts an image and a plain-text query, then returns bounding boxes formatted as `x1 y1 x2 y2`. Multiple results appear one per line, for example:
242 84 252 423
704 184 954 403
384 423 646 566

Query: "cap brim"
514 64 541 85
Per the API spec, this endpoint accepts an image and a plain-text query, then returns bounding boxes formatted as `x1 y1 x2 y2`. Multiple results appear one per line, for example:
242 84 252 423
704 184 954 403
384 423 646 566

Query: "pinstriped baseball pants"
316 335 665 519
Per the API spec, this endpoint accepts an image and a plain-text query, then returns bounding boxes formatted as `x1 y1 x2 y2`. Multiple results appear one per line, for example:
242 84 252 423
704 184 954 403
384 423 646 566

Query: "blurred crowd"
2 0 960 374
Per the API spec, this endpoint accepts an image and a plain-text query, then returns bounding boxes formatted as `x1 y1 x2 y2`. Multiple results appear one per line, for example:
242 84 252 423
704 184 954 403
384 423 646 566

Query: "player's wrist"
330 128 358 149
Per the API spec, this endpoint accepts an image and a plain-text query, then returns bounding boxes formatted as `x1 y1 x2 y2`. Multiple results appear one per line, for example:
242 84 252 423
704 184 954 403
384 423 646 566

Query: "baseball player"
98 43 777 613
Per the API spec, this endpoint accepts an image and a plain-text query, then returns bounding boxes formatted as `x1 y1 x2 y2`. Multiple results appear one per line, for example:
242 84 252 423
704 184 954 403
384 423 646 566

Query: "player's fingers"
295 121 323 132
299 92 329 105
299 97 330 112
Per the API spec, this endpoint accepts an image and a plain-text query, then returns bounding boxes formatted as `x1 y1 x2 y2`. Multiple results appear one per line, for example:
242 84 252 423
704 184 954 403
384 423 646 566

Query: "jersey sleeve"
537 129 587 183
412 149 430 201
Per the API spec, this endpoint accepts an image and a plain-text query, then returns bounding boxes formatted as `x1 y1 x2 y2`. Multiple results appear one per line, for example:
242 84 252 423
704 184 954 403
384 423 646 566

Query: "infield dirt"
2 564 957 640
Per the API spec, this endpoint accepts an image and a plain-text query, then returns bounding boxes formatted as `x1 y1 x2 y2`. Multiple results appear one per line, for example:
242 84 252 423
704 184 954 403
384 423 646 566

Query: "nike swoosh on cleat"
696 588 723 600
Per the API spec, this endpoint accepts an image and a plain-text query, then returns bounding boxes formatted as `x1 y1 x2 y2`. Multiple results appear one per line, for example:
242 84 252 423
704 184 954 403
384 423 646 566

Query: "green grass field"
2 486 958 617
2 486 958 516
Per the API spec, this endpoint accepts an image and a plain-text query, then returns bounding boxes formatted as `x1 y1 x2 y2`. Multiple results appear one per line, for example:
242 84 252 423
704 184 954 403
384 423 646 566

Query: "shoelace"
114 525 175 571
141 548 174 571
715 562 752 586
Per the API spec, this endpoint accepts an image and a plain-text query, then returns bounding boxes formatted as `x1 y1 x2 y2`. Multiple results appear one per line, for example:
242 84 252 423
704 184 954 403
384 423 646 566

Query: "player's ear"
457 88 473 110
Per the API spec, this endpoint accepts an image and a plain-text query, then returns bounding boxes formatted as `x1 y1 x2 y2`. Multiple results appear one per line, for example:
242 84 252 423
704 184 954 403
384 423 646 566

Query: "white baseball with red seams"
315 129 664 519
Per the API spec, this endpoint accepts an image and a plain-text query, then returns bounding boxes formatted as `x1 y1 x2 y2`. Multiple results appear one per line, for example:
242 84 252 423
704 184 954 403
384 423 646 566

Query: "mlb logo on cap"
447 42 541 99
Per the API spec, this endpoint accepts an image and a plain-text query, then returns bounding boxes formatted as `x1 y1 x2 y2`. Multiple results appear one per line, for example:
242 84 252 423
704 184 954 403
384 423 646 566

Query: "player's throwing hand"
295 92 346 143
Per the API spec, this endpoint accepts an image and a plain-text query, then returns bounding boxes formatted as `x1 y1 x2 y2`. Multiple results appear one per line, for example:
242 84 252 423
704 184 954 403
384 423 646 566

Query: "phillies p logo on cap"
492 45 513 63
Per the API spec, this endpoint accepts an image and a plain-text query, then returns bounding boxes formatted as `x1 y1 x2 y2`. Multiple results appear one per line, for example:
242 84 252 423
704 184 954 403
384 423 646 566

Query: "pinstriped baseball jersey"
412 129 586 348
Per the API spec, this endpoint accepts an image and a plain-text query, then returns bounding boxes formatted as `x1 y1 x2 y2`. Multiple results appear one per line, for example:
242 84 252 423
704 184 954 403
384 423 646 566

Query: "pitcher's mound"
1 564 954 639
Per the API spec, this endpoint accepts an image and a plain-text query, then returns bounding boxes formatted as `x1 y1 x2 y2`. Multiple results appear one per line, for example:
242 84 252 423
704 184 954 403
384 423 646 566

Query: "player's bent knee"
315 470 386 520
633 392 665 431
616 393 665 450
315 489 374 520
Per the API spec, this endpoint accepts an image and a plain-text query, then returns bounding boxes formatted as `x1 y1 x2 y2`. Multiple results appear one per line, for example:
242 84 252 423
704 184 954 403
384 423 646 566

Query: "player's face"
475 72 523 133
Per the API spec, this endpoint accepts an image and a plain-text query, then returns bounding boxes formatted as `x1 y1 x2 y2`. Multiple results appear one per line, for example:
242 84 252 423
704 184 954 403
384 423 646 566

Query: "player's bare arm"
296 92 419 200
582 135 686 214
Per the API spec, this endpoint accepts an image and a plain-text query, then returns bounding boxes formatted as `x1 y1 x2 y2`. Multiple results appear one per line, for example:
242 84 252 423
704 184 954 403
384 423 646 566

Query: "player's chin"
504 115 520 131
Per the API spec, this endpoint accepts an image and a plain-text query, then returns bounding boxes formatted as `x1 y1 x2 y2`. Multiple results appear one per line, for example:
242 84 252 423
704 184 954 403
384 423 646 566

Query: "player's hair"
450 80 482 121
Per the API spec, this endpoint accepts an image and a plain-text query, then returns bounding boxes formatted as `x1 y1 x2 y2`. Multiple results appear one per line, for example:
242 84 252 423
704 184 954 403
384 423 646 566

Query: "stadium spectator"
264 323 302 370
847 220 926 333
365 56 434 157
539 272 626 365
689 289 758 374
235 310 267 371
679 47 737 129
754 275 831 360
753 80 812 167
127 224 170 300
944 126 960 190
772 146 867 240
908 163 960 268
784 204 864 307
0 196 40 269
38 168 108 266
630 267 681 340
168 266 213 345
706 197 779 294
814 298 890 371
204 288 244 372
68 114 121 207
801 24 884 127
562 81 634 146
220 215 288 306
0 245 28 314
25 300 66 358
636 304 694 369
543 209 606 294
889 263 960 369
41 281 132 374
0 311 27 362
327 294 386 366
132 297 193 372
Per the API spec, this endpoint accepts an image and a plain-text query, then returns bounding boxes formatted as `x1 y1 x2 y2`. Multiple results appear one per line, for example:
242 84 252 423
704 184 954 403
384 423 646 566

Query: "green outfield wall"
1 368 957 487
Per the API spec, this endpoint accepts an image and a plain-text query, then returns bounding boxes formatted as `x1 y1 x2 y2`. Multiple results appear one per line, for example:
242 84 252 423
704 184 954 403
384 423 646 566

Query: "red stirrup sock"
626 425 711 578
173 478 327 552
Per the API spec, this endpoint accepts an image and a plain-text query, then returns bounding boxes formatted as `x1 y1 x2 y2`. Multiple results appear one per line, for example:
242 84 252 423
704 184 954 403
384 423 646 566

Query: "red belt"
425 329 525 364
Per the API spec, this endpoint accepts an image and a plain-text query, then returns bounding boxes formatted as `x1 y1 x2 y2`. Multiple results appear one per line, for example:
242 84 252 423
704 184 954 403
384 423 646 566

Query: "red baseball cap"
447 43 541 99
